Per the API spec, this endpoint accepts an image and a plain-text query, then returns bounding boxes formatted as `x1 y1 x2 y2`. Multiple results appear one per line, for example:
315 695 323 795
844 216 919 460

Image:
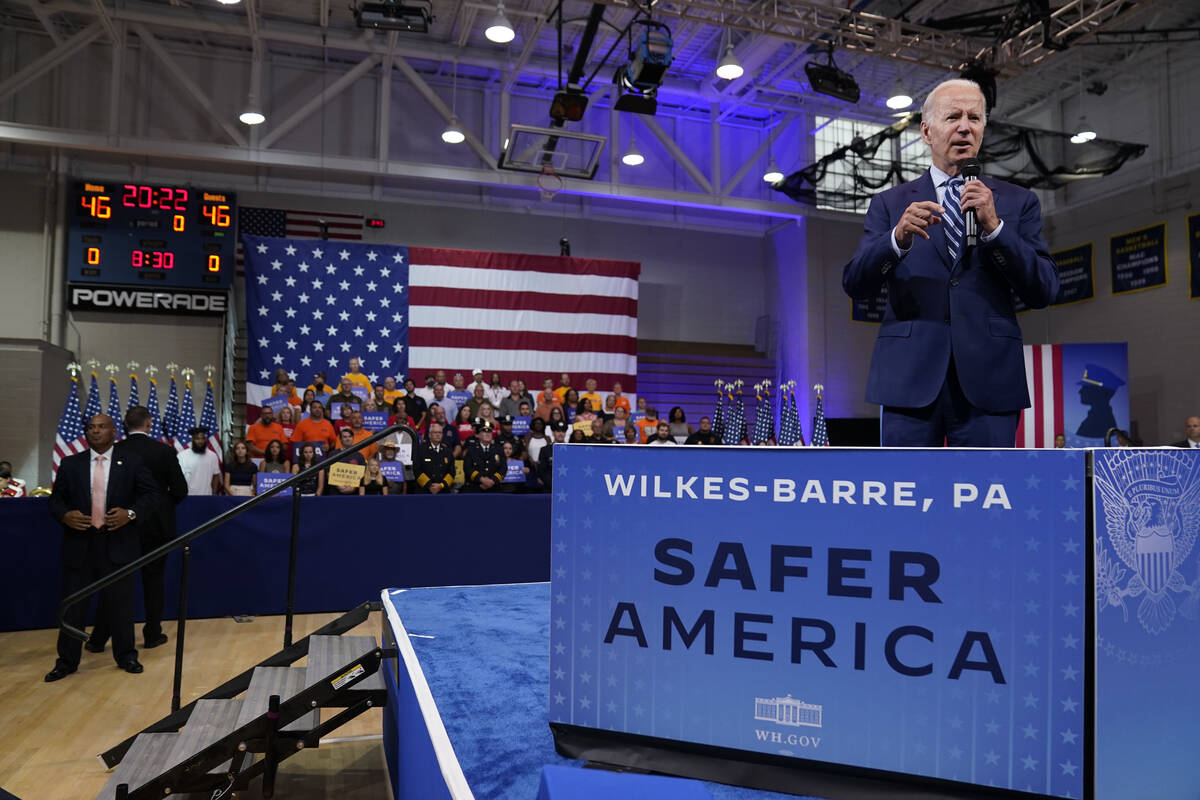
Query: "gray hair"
921 79 987 124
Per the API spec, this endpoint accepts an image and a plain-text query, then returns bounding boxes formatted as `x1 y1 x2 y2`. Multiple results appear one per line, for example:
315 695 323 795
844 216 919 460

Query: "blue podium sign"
550 445 1088 798
1093 449 1200 800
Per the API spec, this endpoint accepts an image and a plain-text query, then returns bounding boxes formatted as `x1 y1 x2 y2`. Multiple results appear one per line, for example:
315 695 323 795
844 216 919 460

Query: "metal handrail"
55 423 416 706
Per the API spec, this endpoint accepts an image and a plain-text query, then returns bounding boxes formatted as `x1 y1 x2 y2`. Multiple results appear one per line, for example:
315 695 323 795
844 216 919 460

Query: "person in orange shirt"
245 405 285 458
610 381 631 413
290 401 337 451
552 373 572 404
635 406 660 443
348 410 376 461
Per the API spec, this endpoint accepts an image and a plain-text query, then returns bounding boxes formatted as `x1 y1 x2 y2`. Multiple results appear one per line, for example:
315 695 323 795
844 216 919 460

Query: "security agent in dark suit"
1171 415 1200 449
461 420 505 492
843 79 1059 447
538 421 569 491
45 414 160 681
87 406 188 652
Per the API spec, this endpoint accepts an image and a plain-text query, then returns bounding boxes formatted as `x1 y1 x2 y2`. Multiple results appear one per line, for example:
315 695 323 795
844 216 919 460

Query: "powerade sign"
550 446 1088 798
68 284 228 316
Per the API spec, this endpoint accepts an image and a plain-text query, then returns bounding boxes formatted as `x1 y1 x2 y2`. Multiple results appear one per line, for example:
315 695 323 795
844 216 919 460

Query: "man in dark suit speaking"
88 406 188 653
45 414 159 681
843 79 1059 447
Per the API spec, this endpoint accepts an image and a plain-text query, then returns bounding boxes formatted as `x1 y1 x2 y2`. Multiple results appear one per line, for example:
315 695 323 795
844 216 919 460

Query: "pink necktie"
91 455 107 529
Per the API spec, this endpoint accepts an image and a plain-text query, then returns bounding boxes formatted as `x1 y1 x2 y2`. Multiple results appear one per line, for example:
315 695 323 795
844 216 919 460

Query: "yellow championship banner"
327 462 365 488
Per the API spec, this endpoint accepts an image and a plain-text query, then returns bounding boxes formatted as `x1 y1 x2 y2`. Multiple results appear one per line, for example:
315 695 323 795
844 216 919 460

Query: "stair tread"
95 732 179 799
165 698 243 774
307 635 383 692
238 666 318 733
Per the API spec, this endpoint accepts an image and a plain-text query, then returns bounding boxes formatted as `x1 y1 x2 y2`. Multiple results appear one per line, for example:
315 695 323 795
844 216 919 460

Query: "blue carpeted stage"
381 583 809 800
0 494 551 632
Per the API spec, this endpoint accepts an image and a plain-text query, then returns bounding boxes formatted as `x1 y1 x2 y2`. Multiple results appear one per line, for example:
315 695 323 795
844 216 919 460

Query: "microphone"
960 158 982 249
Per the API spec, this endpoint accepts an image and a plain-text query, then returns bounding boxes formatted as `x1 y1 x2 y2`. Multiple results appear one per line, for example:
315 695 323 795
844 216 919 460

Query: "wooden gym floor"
0 612 391 800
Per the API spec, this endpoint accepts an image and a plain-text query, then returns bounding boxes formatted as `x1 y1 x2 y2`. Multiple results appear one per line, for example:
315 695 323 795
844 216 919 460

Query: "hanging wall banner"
1050 243 1095 305
1110 223 1167 294
1188 213 1200 300
550 445 1088 799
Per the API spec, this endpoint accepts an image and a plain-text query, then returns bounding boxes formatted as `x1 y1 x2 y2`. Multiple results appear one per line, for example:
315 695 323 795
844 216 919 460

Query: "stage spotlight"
715 43 743 81
485 2 515 43
762 158 783 184
805 46 859 104
442 117 466 144
353 0 432 33
621 138 644 166
613 21 674 116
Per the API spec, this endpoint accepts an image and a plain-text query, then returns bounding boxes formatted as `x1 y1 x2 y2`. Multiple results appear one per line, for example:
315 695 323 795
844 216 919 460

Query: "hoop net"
537 166 564 202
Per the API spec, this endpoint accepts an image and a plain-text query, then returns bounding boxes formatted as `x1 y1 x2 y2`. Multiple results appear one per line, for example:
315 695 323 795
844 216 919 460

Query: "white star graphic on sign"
313 341 324 351
286 339 297 350
340 341 351 352
380 267 391 278
285 276 296 287
367 250 378 261
270 260 282 271
353 326 364 337
258 306 268 316
326 264 337 275
284 307 297 318
339 280 350 291
379 358 391 369
300 356 311 366
257 337 269 348
312 248 323 259
299 324 311 335
284 245 297 256
393 252 404 263
312 310 324 320
339 249 350 260
366 342 378 352
256 275 268 285
297 293 309 304
271 322 283 333
353 265 365 276
256 242 268 254
298 261 310 273
365 281 377 291
271 291 283 302
352 295 364 306
312 279 323 290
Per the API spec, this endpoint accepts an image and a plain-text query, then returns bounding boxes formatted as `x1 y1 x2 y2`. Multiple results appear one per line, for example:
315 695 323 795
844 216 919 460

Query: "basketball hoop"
537 165 564 202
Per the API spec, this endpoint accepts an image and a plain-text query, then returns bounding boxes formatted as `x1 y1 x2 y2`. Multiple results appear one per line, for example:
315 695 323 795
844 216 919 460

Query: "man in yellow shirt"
579 378 603 415
341 357 372 394
553 373 572 404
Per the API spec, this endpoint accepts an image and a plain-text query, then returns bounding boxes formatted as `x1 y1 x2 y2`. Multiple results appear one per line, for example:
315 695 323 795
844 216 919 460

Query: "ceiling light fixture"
715 25 743 81
1070 116 1096 144
762 158 783 184
885 79 912 110
485 2 515 43
216 0 243 5
622 138 644 166
442 61 465 144
239 104 265 125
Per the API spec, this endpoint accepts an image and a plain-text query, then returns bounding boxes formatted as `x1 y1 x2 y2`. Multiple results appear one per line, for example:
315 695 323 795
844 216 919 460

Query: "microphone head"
960 158 982 178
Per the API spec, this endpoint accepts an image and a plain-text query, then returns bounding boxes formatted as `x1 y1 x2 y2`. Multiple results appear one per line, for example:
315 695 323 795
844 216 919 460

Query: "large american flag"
242 236 640 409
1016 344 1063 448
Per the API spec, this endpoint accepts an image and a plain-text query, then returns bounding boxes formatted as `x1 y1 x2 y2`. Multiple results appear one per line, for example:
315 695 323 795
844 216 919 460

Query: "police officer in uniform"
414 422 455 494
462 420 505 492
496 414 526 459
538 420 569 491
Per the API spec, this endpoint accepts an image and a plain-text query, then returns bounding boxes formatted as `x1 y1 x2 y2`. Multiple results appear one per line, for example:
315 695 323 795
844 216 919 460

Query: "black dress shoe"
44 663 77 682
119 659 144 674
143 633 168 649
84 640 105 653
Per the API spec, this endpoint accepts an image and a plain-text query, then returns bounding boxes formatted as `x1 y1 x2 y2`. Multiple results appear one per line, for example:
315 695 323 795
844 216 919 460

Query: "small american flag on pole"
53 374 87 478
811 384 829 447
200 378 223 464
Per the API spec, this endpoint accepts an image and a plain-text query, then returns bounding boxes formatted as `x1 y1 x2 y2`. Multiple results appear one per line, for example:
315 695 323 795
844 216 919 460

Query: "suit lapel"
913 172 953 271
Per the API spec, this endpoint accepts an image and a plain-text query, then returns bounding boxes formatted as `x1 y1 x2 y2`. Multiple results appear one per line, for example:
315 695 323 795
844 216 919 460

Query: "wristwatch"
127 509 137 522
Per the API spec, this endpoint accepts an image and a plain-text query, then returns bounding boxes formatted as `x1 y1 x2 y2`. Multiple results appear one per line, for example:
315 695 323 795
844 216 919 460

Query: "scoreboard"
66 180 237 291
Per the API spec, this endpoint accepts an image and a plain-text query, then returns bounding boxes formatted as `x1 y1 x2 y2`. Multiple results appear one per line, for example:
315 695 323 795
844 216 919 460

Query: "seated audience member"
476 401 498 429
447 373 472 409
261 439 291 473
326 428 365 496
341 356 372 394
553 373 572 403
526 417 552 469
610 382 631 413
468 368 488 397
277 405 297 441
601 395 617 421
245 405 285 458
305 370 333 399
286 379 302 406
499 440 528 493
224 441 258 496
547 405 568 431
376 441 408 494
563 389 581 420
414 422 455 494
462 420 505 492
602 406 631 443
333 400 356 433
647 420 677 445
1171 415 1200 448
348 410 376 460
668 406 693 442
291 401 337 451
428 405 459 452
372 383 390 411
516 379 534 407
329 377 362 409
575 398 599 427
381 376 404 407
178 426 221 495
430 383 457 423
636 406 660 443
455 405 476 443
485 372 507 407
270 369 292 399
390 396 418 431
498 380 526 419
0 464 25 497
497 415 526 458
402 378 429 430
292 444 325 496
535 378 564 422
362 397 379 413
360 459 389 495
580 378 603 416
414 374 438 405
465 383 488 419
685 416 719 445
538 421 568 490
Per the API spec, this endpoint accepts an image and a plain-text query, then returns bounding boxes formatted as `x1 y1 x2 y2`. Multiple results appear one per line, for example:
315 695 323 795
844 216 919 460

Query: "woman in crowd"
269 369 292 400
647 420 678 445
455 404 476 443
224 440 259 496
277 406 296 440
359 458 389 495
261 439 290 473
391 396 421 436
476 401 498 428
601 395 617 421
563 389 580 421
574 398 599 438
292 443 325 496
547 405 568 430
668 406 694 442
333 401 355 433
525 416 551 467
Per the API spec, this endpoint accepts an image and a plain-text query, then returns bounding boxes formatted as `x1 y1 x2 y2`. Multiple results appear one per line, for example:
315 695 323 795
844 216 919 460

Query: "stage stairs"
93 602 392 800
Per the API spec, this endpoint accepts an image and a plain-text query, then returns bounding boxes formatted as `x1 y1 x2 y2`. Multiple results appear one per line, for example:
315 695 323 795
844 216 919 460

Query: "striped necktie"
943 177 964 262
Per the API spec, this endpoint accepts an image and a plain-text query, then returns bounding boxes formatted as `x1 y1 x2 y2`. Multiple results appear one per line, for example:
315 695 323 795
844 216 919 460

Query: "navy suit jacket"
115 433 188 544
843 172 1059 412
47 449 160 569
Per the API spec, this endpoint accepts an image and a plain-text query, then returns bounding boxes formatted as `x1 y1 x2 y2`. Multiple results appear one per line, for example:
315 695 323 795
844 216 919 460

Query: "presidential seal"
1094 450 1200 636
